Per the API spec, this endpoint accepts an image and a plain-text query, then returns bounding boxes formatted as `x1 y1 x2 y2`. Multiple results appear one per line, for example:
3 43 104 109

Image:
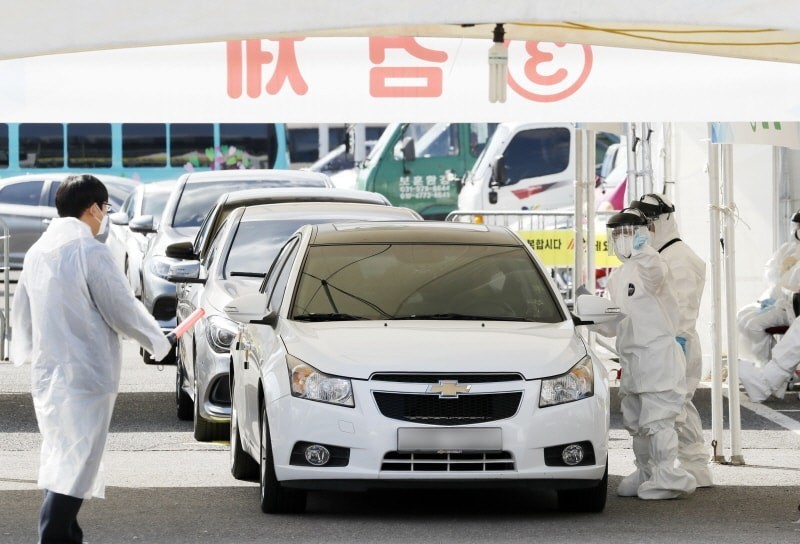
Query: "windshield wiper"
391 313 533 322
293 313 368 322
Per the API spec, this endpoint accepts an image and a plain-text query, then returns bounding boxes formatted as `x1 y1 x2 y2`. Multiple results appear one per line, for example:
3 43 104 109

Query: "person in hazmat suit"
593 207 697 500
736 210 800 364
739 315 800 402
10 174 174 544
630 194 713 487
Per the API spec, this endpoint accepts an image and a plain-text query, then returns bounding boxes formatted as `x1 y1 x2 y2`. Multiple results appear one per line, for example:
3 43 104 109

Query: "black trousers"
39 489 83 544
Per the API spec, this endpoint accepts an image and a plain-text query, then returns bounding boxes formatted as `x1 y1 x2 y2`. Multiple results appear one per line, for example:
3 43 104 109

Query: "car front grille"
381 451 515 472
373 391 522 426
152 296 176 321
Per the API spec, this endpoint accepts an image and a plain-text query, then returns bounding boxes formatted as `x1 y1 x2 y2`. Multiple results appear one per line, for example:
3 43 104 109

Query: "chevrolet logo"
427 380 471 398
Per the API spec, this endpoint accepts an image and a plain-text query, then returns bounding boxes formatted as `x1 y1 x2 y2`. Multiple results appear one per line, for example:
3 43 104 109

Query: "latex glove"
675 336 687 354
632 230 648 251
759 297 776 311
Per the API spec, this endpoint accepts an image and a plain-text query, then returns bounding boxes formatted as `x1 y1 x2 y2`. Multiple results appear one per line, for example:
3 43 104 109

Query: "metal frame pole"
707 141 725 462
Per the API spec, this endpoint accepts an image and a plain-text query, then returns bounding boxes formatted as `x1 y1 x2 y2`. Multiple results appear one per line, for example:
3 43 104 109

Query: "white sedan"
225 221 615 514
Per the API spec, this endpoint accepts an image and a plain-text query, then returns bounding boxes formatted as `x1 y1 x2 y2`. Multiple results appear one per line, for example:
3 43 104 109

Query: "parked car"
0 173 140 270
223 221 613 513
107 179 177 297
167 201 422 441
191 187 391 265
136 169 333 364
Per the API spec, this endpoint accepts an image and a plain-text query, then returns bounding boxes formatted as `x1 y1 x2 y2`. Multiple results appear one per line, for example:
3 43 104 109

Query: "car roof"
307 221 521 245
218 187 391 208
0 172 141 187
180 168 333 186
239 201 421 222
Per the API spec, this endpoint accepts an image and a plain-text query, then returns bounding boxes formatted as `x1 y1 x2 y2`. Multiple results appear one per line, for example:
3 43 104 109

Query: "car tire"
176 363 193 421
259 402 306 514
230 373 259 481
557 461 608 513
193 374 229 442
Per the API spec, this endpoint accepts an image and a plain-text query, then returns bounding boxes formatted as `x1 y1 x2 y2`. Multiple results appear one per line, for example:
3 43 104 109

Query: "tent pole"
626 123 639 201
707 140 726 463
574 129 585 298
586 130 597 295
721 143 745 465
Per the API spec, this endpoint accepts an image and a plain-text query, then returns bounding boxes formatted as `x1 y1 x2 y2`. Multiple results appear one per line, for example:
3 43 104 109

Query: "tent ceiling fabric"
4 0 800 62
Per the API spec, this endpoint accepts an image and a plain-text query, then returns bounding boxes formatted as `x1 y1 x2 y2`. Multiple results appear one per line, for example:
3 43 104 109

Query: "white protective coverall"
597 238 697 500
737 234 800 363
650 212 712 487
10 217 172 500
739 314 800 402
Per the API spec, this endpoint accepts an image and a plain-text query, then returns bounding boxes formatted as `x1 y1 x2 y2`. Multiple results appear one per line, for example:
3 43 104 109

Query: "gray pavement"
1 341 799 543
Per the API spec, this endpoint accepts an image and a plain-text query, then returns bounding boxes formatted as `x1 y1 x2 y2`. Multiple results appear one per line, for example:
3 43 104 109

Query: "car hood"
280 320 586 380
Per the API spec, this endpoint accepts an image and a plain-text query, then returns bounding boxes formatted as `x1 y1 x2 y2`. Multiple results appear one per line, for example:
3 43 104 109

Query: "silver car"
136 169 333 364
107 179 177 297
0 173 139 270
168 201 422 441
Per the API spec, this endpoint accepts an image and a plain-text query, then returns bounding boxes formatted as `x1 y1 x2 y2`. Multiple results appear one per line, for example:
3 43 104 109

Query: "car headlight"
148 255 180 279
288 356 354 407
539 356 594 408
205 315 238 353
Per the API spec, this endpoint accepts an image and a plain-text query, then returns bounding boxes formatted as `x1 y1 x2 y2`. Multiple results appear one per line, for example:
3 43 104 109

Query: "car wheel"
557 461 608 513
175 363 193 421
259 402 306 514
230 372 259 481
193 373 229 442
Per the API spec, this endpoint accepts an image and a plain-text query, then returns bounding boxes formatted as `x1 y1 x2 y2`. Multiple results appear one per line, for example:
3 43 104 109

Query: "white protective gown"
737 237 800 363
10 217 171 500
653 215 712 486
600 243 696 499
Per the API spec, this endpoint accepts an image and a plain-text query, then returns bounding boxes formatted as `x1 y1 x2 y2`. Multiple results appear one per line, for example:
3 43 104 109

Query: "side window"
194 205 219 259
264 238 300 311
0 180 44 206
394 123 459 160
170 123 213 167
468 123 497 157
0 123 8 168
19 123 64 168
220 123 276 169
202 218 228 269
47 181 61 207
122 193 137 219
502 127 571 186
122 123 167 167
67 123 112 167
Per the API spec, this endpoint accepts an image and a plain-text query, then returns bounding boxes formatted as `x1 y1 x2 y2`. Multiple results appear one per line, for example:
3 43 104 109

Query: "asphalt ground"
1 340 799 543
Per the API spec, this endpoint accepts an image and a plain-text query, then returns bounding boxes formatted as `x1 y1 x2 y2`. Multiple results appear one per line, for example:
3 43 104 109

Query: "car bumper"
266 379 609 488
195 341 232 422
141 272 177 330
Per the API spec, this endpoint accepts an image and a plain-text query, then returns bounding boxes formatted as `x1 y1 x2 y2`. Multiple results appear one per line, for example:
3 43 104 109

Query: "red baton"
172 308 205 339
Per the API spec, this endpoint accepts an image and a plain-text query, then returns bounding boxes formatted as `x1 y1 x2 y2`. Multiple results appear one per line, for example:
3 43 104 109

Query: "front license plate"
397 427 502 452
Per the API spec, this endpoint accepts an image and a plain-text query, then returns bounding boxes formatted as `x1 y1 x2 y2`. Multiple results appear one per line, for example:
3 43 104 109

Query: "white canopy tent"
3 0 800 465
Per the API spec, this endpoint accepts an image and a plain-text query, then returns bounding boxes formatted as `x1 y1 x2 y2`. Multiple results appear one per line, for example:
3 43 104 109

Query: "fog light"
304 444 331 466
562 444 584 466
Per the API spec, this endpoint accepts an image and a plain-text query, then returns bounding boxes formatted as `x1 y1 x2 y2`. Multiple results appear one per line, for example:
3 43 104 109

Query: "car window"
224 219 309 279
267 238 300 311
122 192 136 219
502 127 571 186
291 243 564 322
141 190 171 219
173 179 323 228
0 180 44 206
46 181 60 207
203 217 229 269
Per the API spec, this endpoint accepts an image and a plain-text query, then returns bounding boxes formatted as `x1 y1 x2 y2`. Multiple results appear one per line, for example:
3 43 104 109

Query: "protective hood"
652 213 681 250
280 320 586 380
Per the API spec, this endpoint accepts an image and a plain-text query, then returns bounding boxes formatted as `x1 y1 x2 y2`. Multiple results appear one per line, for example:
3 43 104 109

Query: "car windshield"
224 219 312 277
291 243 564 322
142 190 172 218
173 179 324 228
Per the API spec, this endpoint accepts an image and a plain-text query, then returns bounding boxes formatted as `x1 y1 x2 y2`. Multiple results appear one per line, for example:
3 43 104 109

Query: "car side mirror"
224 293 277 326
572 294 622 325
109 211 129 226
491 155 506 187
167 261 205 284
165 240 197 260
128 214 156 234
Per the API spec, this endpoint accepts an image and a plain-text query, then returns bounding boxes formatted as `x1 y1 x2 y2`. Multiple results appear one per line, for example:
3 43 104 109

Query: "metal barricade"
0 218 9 360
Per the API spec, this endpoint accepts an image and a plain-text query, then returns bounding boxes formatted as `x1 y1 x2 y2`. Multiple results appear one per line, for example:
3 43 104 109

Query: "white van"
457 122 576 211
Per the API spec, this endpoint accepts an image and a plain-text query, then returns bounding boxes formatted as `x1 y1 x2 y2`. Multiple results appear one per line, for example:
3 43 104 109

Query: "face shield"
607 217 651 259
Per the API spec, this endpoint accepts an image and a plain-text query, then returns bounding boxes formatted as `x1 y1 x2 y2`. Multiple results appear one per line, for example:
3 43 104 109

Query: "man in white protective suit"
739 314 800 402
630 194 713 487
736 210 800 364
593 207 697 500
10 174 175 544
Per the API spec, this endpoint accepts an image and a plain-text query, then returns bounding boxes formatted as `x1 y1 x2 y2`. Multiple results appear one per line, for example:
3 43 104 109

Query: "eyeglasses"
98 202 111 212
